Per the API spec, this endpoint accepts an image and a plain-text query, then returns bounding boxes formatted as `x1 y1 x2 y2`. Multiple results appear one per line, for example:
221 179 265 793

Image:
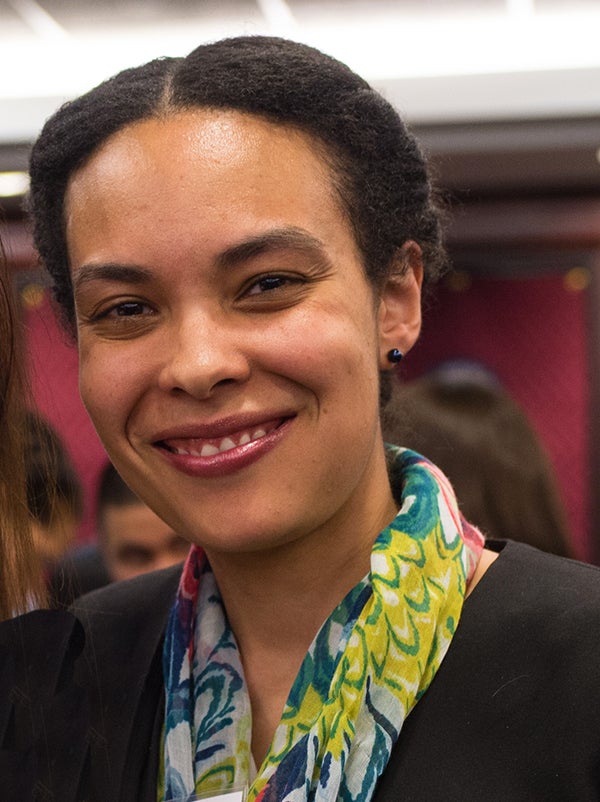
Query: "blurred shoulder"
71 561 182 617
0 607 83 672
0 610 88 798
70 562 182 656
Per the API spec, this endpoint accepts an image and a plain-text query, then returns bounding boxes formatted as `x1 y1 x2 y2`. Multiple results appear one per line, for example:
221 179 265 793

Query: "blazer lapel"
71 563 181 800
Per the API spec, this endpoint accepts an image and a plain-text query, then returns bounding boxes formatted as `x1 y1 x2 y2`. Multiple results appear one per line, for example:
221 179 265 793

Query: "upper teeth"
173 428 268 457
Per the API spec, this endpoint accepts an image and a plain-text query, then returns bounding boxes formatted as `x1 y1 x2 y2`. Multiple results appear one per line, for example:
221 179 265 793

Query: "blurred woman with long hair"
0 236 81 796
0 236 44 617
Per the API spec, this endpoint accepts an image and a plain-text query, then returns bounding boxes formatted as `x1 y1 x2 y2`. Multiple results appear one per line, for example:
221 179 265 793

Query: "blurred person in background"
51 461 190 606
25 410 84 575
99 461 190 582
0 240 44 617
0 238 83 795
383 361 574 558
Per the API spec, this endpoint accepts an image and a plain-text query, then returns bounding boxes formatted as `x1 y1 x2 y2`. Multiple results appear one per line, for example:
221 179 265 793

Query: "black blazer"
3 542 600 800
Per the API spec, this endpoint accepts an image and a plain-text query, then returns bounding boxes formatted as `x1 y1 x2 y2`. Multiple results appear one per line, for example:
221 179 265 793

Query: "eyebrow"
72 263 152 292
72 226 330 291
215 227 330 270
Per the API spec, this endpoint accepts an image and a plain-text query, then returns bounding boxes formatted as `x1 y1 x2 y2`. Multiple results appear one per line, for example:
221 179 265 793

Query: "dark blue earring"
387 348 403 364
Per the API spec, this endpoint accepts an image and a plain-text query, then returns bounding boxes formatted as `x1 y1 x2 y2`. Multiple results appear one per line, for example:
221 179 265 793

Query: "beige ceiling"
0 0 599 196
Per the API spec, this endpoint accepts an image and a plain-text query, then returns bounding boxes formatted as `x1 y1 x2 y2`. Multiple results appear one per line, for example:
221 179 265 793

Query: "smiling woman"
66 110 404 552
5 34 600 802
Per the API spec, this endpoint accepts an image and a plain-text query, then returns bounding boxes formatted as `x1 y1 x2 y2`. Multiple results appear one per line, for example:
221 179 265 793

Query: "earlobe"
377 241 423 369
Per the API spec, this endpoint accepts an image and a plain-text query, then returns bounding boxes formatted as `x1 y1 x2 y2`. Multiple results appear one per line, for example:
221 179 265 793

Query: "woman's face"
65 110 422 555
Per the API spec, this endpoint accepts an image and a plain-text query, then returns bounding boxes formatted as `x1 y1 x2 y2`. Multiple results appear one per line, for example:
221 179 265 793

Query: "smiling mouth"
157 418 287 458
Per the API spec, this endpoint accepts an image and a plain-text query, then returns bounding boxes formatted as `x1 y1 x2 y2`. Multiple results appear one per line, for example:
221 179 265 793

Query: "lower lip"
156 417 294 478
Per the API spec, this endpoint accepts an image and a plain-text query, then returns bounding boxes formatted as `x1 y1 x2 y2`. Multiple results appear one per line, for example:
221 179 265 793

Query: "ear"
377 240 423 369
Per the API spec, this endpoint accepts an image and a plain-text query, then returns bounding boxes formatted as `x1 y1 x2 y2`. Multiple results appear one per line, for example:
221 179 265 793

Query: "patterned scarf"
160 447 484 801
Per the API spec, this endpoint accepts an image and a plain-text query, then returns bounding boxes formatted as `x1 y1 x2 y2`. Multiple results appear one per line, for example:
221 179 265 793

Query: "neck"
207 477 396 765
207 489 397 659
206 444 399 644
202 442 397 766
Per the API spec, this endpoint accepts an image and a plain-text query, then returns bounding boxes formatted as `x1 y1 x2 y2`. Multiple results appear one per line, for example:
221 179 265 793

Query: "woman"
21 36 600 800
25 410 84 574
0 240 88 799
0 241 44 617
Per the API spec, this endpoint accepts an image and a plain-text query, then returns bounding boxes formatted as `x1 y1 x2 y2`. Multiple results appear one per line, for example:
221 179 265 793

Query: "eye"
236 271 312 312
88 298 155 322
245 274 299 295
78 295 158 339
110 301 152 317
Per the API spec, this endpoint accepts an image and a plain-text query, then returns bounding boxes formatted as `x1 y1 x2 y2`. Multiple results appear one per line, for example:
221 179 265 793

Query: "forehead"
64 108 360 273
65 109 338 219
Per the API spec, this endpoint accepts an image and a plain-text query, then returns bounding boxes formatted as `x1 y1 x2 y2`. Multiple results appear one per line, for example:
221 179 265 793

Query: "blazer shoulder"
71 562 182 624
69 563 181 685
477 540 600 617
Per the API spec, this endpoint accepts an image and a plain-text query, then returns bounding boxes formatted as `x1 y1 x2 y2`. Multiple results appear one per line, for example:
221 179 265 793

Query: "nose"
157 311 251 398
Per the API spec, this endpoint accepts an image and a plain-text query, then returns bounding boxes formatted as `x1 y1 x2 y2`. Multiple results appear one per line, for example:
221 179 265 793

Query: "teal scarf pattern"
160 446 485 801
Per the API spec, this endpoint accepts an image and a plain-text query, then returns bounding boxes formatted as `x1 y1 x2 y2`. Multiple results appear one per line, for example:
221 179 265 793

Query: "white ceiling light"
0 171 30 197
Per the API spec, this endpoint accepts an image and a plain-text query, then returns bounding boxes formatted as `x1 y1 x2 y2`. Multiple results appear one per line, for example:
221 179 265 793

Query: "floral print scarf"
160 447 484 801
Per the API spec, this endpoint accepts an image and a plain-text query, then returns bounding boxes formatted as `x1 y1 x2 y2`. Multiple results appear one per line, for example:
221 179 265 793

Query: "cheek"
272 300 379 390
78 342 143 438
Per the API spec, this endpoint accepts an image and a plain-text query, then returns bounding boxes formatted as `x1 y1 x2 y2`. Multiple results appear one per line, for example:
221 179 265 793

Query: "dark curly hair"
28 35 446 336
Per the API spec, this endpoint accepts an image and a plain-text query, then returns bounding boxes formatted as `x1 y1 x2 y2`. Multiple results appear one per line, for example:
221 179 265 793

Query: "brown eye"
91 299 155 322
115 301 149 316
246 274 302 296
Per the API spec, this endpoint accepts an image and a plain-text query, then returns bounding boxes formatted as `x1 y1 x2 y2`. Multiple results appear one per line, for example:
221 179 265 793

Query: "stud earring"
387 348 403 364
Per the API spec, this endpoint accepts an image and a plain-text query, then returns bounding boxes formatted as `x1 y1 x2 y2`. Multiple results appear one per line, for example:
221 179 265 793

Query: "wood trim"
447 197 600 250
0 219 37 270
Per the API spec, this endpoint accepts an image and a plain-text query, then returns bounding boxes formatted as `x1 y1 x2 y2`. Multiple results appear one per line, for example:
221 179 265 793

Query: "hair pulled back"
29 35 446 334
